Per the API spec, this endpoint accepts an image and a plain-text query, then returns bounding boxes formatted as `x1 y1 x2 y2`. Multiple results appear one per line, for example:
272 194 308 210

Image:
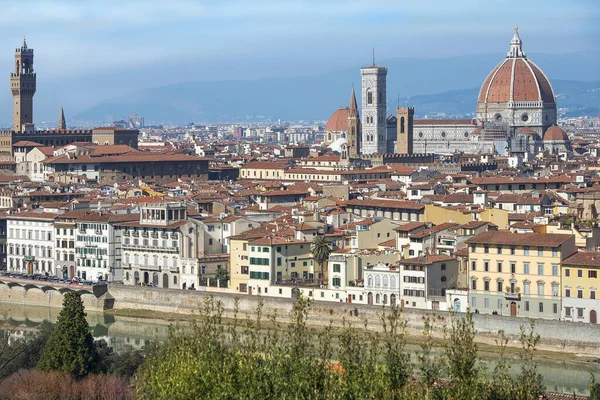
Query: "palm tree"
311 235 331 285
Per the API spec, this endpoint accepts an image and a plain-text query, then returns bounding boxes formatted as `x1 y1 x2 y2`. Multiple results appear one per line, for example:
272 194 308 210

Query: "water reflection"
0 302 597 395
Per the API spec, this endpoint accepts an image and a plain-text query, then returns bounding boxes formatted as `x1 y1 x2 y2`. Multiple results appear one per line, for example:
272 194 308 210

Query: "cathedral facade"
324 28 567 158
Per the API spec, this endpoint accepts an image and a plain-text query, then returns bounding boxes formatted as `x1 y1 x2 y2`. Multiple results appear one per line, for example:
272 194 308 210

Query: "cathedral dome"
478 28 555 106
325 107 349 132
543 125 568 141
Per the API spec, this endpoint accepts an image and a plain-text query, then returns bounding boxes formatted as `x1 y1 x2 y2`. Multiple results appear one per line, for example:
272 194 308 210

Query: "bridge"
0 276 108 298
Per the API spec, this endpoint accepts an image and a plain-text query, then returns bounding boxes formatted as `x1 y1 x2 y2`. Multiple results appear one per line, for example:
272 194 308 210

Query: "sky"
0 0 598 121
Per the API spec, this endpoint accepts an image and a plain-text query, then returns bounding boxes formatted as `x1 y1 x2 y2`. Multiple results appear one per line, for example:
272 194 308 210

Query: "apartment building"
117 202 204 289
201 215 259 254
6 212 56 275
466 231 576 319
561 251 600 323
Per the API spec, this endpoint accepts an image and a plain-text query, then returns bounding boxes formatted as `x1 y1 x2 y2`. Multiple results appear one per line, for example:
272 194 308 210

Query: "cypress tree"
37 291 98 378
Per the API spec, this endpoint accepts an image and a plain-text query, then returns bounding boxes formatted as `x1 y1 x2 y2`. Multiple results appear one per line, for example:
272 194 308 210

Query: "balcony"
161 232 169 239
504 292 521 301
141 232 149 238
151 232 159 239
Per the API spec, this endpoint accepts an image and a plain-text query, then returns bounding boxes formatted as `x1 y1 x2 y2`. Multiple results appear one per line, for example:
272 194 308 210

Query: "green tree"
214 267 228 287
590 374 600 400
514 320 543 400
311 235 331 284
488 330 514 400
445 310 484 400
37 292 98 378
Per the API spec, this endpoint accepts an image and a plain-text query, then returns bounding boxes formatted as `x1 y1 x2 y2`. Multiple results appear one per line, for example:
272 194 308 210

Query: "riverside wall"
107 284 600 355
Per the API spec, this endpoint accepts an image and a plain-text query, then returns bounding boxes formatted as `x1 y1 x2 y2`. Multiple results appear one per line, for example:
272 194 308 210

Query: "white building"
74 211 138 282
118 202 205 289
363 262 401 306
6 211 56 275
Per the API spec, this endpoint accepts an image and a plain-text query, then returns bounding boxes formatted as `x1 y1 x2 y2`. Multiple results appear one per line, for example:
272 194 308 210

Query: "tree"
590 374 600 400
515 320 543 400
37 292 98 378
214 267 228 288
311 235 331 284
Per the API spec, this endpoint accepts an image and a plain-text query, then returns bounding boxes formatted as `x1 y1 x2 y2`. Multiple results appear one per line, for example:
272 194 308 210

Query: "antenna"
372 47 375 66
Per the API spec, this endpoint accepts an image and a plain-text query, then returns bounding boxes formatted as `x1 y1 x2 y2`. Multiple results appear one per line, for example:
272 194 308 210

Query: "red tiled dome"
543 125 568 141
325 107 349 132
478 58 555 104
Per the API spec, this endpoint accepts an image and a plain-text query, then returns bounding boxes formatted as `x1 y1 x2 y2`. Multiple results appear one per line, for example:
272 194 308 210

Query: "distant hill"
69 51 600 124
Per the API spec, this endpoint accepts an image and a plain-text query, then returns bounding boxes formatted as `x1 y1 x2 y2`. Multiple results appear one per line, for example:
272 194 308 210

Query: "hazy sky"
0 0 597 81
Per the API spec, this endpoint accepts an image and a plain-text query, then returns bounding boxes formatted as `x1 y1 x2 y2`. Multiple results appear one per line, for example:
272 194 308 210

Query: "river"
0 302 597 395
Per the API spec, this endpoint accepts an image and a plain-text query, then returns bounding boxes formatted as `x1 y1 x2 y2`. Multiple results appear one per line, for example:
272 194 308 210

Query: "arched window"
375 275 381 287
441 275 447 282
367 276 373 287
376 293 380 303
383 276 389 288
367 91 373 105
400 117 405 133
390 276 396 289
383 294 387 304
173 276 178 285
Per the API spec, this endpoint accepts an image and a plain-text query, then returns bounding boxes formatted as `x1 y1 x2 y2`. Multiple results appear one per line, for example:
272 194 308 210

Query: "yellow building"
424 204 508 228
561 251 600 324
466 231 575 319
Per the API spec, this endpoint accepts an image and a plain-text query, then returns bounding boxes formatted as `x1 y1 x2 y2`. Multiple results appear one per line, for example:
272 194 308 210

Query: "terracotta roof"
465 230 573 247
562 251 600 267
393 222 427 232
543 125 569 142
325 107 349 132
345 199 424 211
44 153 208 164
478 58 555 103
400 254 455 266
12 141 43 147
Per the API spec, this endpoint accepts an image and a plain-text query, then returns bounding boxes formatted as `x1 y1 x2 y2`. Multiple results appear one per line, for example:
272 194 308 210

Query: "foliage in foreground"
0 369 134 400
37 292 99 378
136 296 548 400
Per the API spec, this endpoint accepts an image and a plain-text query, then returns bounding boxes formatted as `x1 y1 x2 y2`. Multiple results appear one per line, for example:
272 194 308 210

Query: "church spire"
22 35 27 50
58 107 66 130
349 85 358 117
507 25 525 58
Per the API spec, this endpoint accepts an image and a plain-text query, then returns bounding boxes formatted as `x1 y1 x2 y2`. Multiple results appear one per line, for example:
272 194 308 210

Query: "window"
565 288 571 297
484 261 489 272
537 247 543 257
471 297 476 308
578 269 583 278
537 264 544 275
470 244 476 253
577 308 584 318
497 262 502 273
367 91 373 104
525 301 529 311
524 247 529 256
537 282 544 296
484 246 489 254
484 280 490 291
471 279 477 290
497 281 503 292
552 284 558 297
577 289 583 298
589 270 598 279
277 246 282 252
538 302 544 313
333 278 341 287
471 261 476 271
441 263 446 271
565 268 570 277
565 307 571 317
333 263 341 273
524 263 529 275
523 281 530 295
552 248 558 257
553 303 558 314
510 246 516 255
208 239 213 245
497 246 502 254
552 265 558 277
484 298 489 308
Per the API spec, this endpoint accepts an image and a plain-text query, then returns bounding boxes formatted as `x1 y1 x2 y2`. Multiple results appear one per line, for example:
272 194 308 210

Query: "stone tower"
11 38 36 132
396 107 414 154
58 107 66 130
345 86 361 159
360 64 387 155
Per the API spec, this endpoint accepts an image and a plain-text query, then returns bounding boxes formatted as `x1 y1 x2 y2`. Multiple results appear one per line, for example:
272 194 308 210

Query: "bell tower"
346 86 361 159
11 37 36 132
396 107 414 154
